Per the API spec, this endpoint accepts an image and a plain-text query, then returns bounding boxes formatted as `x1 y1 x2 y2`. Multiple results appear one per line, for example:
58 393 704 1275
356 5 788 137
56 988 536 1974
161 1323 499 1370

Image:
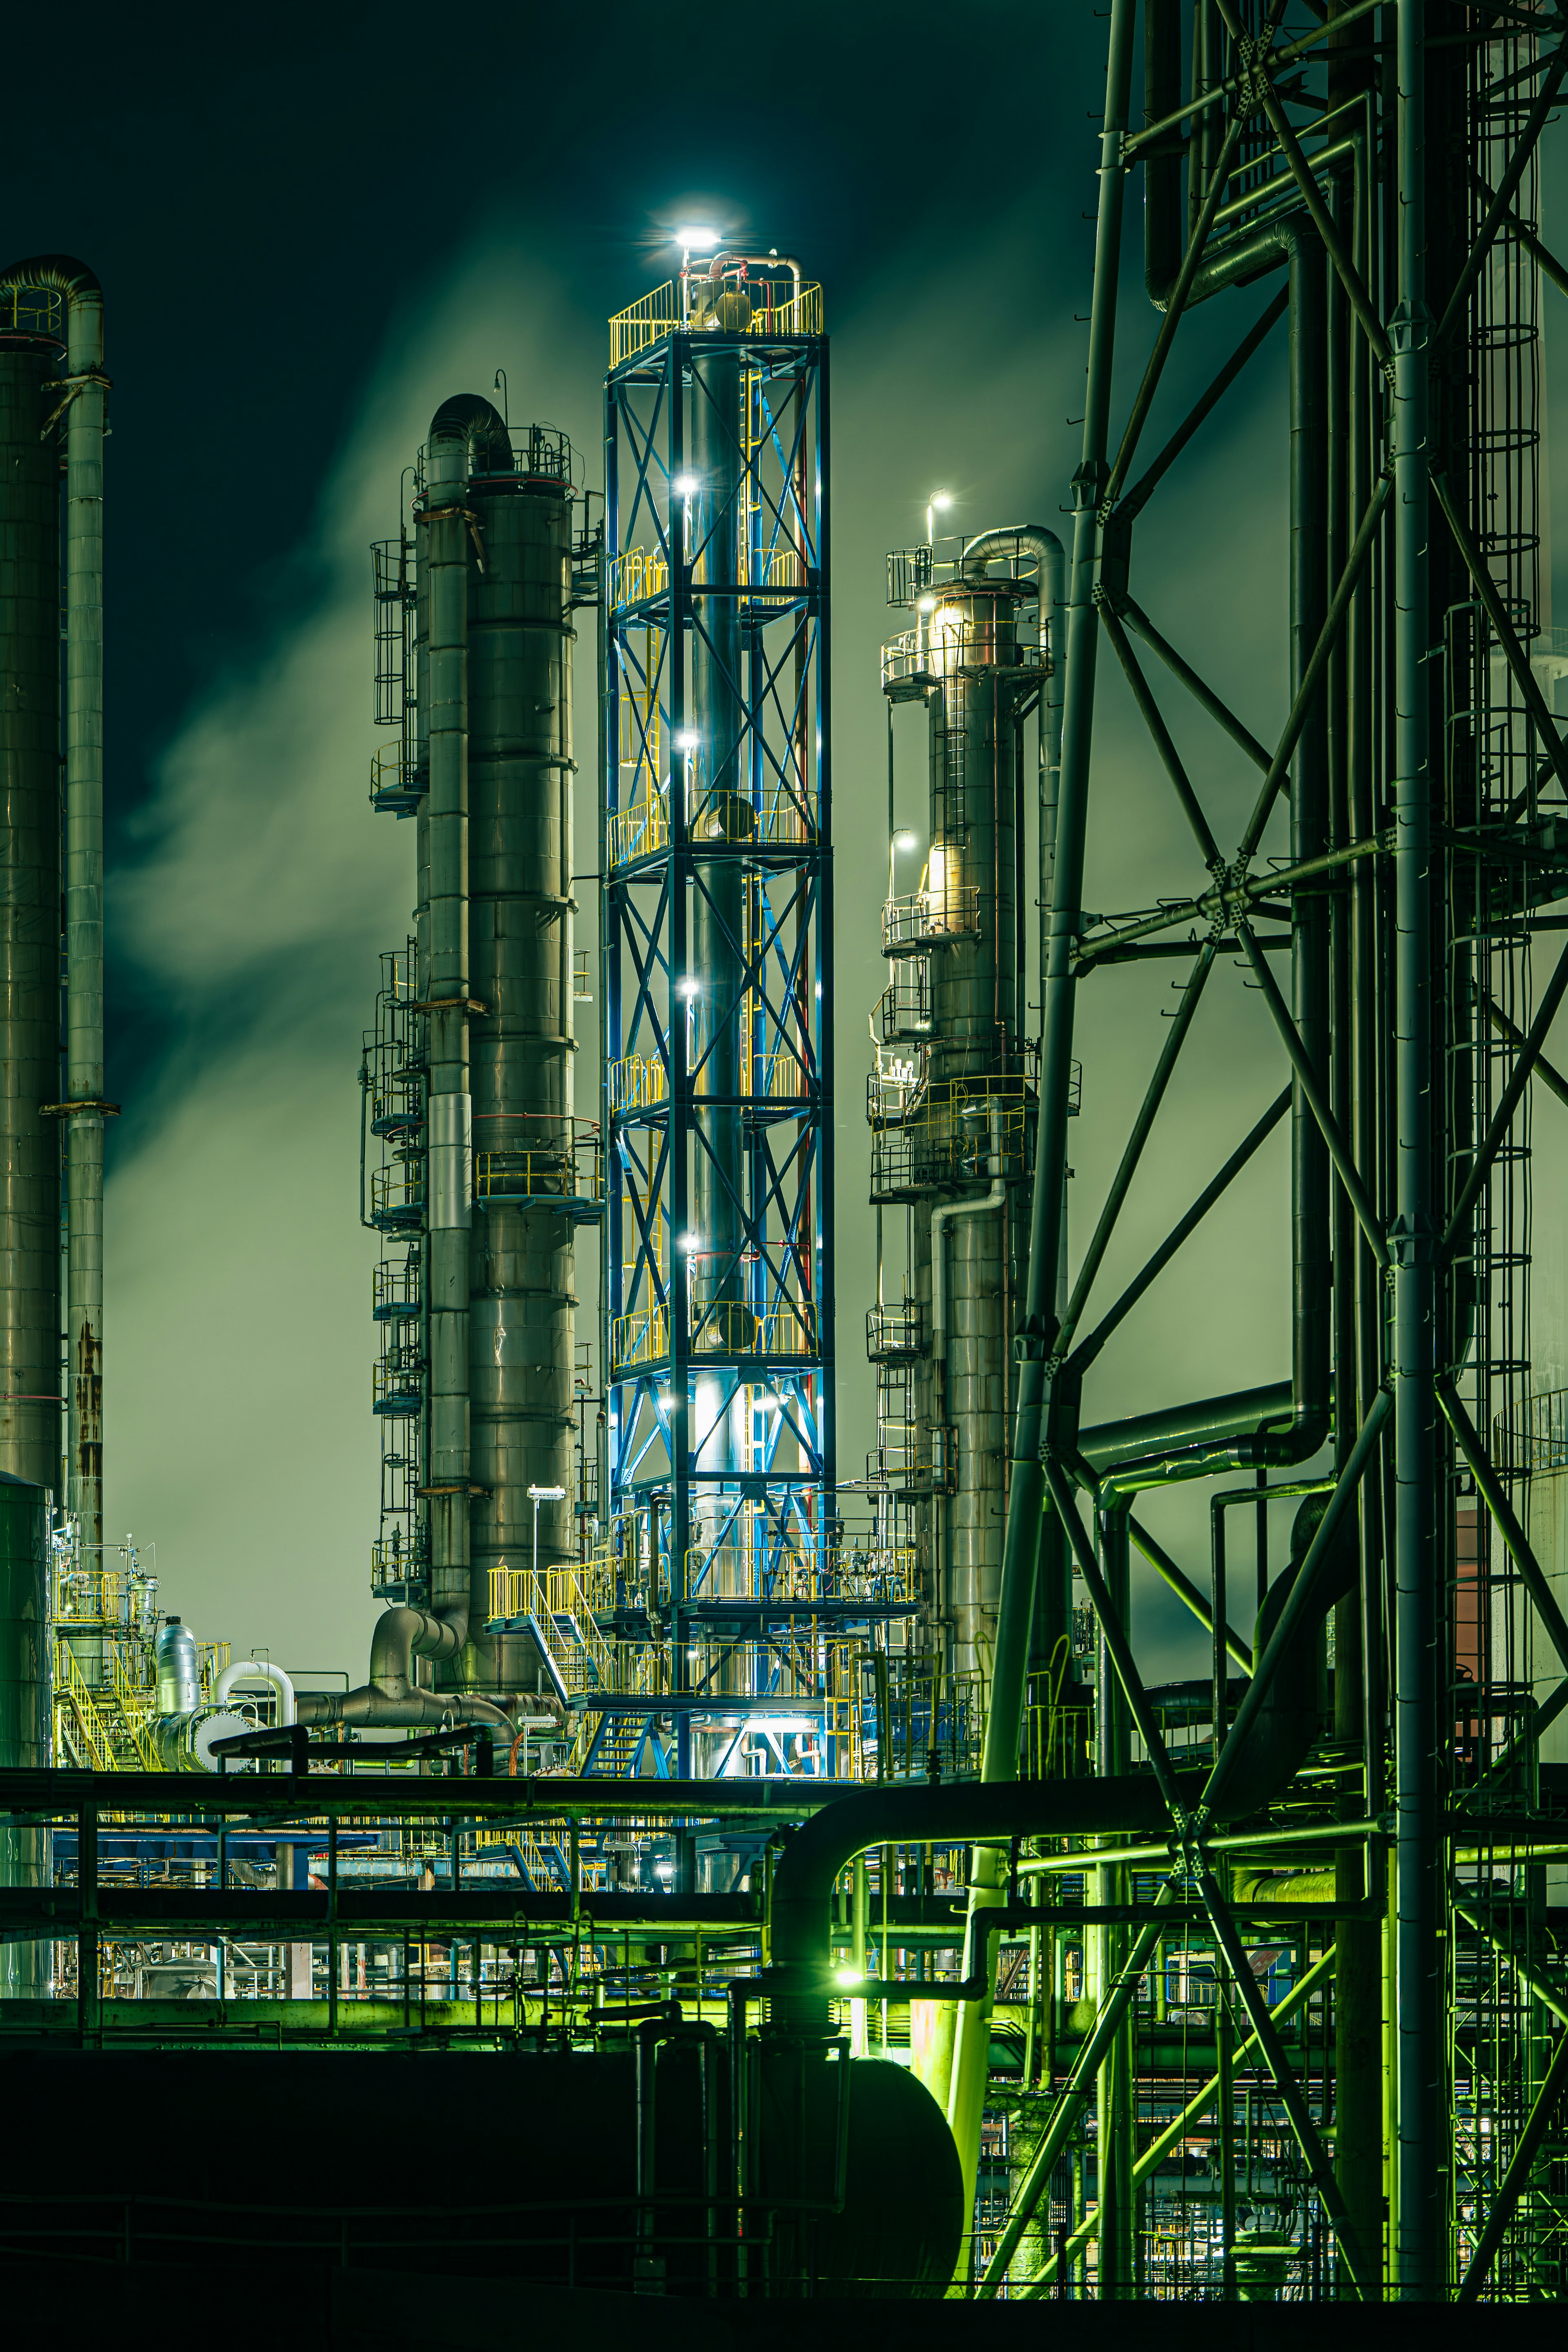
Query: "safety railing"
54 1642 118 1773
853 1655 987 1782
612 1288 815 1370
368 746 423 813
110 1649 160 1770
1495 1385 1568 1472
875 961 932 1043
609 278 824 365
881 886 982 954
52 1566 156 1630
609 1054 668 1113
473 1144 603 1209
743 543 805 595
608 781 817 871
687 1285 816 1359
573 949 591 1003
608 797 670 867
609 280 681 366
684 1541 916 1608
866 1302 923 1359
881 620 1045 688
871 1079 1033 1201
740 1040 807 1101
372 1349 422 1417
370 1162 423 1229
610 1302 670 1371
372 1258 421 1321
0 285 63 337
608 548 671 609
370 1533 426 1595
488 1559 617 1628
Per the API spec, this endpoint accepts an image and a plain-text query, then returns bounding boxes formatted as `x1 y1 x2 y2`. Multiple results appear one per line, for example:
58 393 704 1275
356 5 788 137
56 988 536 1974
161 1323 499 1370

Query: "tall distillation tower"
354 397 594 1723
871 528 1062 1706
602 246 851 1778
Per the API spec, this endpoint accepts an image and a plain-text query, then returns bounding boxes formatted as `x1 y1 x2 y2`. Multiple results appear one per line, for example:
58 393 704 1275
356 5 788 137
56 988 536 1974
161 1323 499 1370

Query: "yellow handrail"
54 1641 117 1773
609 549 671 610
609 1054 668 1113
110 1645 160 1769
608 280 824 363
611 1302 670 1370
609 281 680 366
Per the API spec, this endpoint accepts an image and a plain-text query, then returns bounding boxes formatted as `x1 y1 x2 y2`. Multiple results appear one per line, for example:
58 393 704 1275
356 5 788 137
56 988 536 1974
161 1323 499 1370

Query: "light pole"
526 1483 566 1587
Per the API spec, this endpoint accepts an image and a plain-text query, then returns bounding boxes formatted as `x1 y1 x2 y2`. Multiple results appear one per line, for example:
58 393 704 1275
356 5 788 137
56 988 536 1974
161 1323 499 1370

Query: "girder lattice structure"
950 0 1568 2305
601 260 840 1777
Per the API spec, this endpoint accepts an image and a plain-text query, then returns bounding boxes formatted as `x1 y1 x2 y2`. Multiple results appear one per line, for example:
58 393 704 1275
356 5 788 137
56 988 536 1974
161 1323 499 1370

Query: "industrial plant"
4 0 1568 2313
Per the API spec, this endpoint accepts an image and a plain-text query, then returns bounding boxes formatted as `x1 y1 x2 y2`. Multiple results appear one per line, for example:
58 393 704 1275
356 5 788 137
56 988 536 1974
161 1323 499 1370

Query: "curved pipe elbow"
216 1659 296 1726
427 393 511 488
960 526 1065 661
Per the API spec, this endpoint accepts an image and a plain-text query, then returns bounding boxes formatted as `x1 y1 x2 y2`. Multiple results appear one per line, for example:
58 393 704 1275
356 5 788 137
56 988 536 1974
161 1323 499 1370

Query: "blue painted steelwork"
601 264 839 1778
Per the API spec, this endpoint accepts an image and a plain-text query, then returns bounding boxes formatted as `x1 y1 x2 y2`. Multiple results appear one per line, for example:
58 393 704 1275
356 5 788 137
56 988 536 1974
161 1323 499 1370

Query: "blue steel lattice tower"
603 252 835 1777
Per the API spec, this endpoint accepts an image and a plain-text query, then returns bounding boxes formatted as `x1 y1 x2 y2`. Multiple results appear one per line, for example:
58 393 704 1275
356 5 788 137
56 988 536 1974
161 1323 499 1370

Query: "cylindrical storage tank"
0 1474 50 1998
453 422 576 1697
0 318 62 1501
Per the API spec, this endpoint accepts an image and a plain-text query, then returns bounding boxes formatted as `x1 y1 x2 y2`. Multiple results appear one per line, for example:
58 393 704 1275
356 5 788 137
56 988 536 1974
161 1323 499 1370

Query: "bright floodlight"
893 828 917 851
930 492 952 510
835 1969 862 1988
672 473 697 497
674 728 699 751
678 226 721 247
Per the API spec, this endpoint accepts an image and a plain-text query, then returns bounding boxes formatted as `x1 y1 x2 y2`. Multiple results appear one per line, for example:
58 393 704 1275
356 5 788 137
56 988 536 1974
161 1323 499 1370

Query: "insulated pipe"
944 0 1138 2234
422 399 483 1668
1392 0 1438 2297
0 1477 49 1996
463 415 576 1700
216 1659 296 1726
0 258 105 1550
960 528 1066 998
296 1605 510 1731
0 267 69 1511
931 1113 1007 1673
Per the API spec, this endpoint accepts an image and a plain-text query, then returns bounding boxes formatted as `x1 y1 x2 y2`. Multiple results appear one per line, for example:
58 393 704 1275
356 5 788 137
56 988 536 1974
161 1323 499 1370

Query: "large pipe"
1392 0 1438 2298
960 526 1066 994
463 414 577 1702
945 0 1138 2227
296 1605 509 1731
216 1658 296 1725
0 259 106 1559
422 400 481 1670
0 1475 48 1996
0 267 71 1511
929 1112 1008 1674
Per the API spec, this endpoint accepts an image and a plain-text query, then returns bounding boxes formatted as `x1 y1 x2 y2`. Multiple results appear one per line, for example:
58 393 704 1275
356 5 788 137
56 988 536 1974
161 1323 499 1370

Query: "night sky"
6 4 1566 1681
